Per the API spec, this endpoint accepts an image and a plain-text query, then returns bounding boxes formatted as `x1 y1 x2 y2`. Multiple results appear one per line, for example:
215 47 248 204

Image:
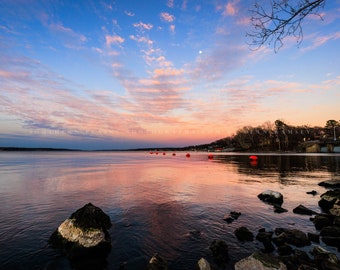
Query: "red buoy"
172 153 176 156
208 154 213 159
186 153 190 158
249 155 258 160
163 152 166 155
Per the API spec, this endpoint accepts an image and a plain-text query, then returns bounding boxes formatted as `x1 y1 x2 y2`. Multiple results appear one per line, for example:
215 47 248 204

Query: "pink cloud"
105 35 125 47
160 12 175 22
223 2 238 16
303 31 340 51
169 24 176 34
133 22 153 30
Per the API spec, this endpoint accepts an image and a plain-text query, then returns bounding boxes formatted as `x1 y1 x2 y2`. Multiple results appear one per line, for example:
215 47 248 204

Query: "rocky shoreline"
49 179 340 269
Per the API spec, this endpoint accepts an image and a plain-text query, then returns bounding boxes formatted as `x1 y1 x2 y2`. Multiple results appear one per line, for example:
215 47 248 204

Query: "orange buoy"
186 153 190 158
249 155 258 160
208 154 213 159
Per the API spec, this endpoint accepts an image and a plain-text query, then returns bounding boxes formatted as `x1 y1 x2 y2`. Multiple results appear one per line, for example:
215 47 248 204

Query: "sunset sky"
1 0 339 150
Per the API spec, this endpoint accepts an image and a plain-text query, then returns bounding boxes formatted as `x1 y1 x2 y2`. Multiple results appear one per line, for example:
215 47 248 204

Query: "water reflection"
0 152 340 270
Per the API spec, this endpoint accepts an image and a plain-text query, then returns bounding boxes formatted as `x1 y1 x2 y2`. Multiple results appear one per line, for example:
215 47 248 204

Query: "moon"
199 50 202 54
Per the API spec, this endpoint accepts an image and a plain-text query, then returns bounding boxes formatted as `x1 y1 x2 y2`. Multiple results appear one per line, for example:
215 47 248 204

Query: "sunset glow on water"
1 151 339 269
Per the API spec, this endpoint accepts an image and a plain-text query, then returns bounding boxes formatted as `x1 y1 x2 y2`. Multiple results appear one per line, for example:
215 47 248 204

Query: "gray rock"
235 251 287 270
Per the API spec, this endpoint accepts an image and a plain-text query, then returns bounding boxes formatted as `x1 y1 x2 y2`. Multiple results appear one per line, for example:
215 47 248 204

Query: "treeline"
198 119 340 152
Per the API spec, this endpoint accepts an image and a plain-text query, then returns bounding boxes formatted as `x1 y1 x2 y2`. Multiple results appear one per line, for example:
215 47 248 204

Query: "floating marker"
208 154 213 159
186 153 190 158
172 153 176 156
249 155 258 160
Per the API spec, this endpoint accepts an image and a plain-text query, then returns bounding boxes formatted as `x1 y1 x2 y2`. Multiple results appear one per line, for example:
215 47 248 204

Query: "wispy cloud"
302 31 340 51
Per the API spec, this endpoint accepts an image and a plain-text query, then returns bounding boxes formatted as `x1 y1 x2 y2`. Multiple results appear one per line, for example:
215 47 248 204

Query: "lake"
0 151 340 269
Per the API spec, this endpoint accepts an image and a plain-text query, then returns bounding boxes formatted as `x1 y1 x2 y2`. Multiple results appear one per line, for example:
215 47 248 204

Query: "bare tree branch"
248 0 326 52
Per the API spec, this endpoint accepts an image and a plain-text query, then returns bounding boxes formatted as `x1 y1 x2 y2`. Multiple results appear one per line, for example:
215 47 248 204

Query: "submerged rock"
49 203 112 258
234 251 287 270
223 211 241 223
209 239 229 266
235 226 254 242
258 190 284 206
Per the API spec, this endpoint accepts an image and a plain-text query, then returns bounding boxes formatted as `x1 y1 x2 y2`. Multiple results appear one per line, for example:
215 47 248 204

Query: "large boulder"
258 190 284 206
49 203 112 258
234 251 287 270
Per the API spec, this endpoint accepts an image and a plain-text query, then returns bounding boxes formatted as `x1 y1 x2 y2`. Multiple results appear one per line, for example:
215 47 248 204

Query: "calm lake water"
1 151 340 270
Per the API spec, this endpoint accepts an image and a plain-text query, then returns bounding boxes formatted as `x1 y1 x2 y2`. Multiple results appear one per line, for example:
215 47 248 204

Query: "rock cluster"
49 179 340 269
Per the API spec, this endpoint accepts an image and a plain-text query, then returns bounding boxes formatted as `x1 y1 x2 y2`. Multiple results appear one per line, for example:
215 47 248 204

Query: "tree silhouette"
248 0 326 52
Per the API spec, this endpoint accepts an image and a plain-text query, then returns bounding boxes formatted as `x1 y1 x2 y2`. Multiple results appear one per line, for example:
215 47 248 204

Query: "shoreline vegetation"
1 120 339 153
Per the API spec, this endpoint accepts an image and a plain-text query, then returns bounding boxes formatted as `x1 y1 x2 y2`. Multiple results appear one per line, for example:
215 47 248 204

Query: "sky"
0 0 339 150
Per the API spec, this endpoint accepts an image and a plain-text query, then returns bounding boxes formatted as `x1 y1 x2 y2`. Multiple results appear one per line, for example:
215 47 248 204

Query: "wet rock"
319 189 340 211
307 232 320 243
197 257 211 270
234 251 287 270
312 214 333 230
320 226 340 237
147 253 168 270
256 229 275 253
297 265 318 270
293 205 317 215
49 203 112 258
209 239 229 266
330 201 340 216
235 226 254 242
277 243 293 256
274 228 311 247
258 190 284 206
306 190 317 196
312 246 340 270
319 180 340 188
274 205 288 213
280 250 314 270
